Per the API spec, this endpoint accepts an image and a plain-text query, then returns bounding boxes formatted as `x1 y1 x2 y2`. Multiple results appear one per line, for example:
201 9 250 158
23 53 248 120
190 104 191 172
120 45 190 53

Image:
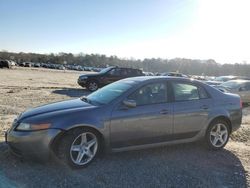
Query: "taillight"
240 99 243 108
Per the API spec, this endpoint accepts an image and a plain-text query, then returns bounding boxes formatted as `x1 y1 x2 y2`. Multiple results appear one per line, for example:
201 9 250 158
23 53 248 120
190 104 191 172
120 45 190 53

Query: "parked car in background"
216 79 250 104
214 76 237 83
78 66 144 91
143 71 155 76
24 62 32 67
206 76 250 87
161 72 188 78
0 59 15 68
6 76 242 168
18 62 26 67
0 59 9 68
34 63 40 67
205 80 222 86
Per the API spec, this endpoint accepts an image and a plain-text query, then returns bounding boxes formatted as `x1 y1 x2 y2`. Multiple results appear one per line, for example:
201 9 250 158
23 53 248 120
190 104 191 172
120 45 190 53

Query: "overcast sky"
1 0 250 63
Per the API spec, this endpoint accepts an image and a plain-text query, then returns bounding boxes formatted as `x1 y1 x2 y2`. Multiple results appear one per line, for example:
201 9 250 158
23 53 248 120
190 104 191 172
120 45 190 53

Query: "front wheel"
86 80 99 92
57 128 100 168
205 119 230 150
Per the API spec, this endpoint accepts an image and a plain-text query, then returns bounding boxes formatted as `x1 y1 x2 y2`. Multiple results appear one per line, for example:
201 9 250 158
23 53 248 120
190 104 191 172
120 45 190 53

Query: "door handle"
160 109 169 114
200 105 209 110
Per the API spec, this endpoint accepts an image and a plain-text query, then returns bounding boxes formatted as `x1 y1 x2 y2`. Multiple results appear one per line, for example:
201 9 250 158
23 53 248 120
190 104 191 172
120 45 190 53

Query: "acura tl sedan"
5 77 242 168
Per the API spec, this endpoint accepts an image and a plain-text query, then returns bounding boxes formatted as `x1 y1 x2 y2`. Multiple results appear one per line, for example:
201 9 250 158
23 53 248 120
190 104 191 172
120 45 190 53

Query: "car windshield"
86 81 134 105
99 67 113 74
220 81 242 89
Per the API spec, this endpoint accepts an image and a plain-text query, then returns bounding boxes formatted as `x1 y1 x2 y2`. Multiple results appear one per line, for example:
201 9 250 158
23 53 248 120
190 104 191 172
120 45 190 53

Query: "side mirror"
123 100 136 108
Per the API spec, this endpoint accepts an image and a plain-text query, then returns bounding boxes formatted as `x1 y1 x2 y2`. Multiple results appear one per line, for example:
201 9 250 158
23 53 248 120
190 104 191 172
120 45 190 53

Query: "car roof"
122 76 193 82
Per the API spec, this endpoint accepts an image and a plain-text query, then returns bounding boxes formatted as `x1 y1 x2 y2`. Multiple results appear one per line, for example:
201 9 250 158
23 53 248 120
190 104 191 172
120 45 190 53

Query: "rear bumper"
5 128 62 160
231 109 242 132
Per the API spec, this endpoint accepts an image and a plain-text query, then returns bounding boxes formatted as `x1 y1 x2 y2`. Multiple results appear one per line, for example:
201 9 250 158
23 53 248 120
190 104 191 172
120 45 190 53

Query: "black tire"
205 119 230 150
57 128 101 169
86 80 99 92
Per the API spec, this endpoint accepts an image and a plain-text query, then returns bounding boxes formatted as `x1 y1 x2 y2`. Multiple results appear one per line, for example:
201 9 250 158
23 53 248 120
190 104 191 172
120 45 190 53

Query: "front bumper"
77 78 87 87
5 128 62 160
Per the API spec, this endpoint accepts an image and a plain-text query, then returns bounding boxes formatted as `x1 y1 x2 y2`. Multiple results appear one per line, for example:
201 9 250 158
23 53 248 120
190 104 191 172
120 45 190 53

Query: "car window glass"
198 86 208 99
173 82 199 101
120 69 128 76
108 68 121 76
128 83 167 106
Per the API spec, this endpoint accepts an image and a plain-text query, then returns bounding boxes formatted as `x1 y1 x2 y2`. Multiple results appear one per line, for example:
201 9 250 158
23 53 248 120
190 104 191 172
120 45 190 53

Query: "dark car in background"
0 60 9 68
161 72 188 78
78 66 144 91
0 59 15 68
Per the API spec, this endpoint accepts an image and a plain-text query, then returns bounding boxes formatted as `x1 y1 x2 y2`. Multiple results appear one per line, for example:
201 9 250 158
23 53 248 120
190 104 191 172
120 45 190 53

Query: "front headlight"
16 123 51 131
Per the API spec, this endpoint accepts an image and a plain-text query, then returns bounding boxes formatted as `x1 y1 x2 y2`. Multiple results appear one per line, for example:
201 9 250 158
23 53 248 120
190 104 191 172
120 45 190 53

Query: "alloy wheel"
88 82 98 91
209 123 228 147
70 132 98 165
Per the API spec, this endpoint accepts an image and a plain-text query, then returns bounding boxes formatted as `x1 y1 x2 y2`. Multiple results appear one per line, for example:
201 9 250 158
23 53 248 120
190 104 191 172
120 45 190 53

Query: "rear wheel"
57 128 100 168
205 119 230 150
87 80 99 92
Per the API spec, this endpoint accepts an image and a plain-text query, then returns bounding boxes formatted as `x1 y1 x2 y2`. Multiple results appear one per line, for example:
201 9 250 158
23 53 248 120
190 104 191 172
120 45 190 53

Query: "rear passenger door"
171 81 212 138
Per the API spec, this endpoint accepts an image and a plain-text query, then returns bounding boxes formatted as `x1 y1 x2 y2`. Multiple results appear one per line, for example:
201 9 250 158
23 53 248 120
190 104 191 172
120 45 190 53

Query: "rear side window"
172 82 209 101
108 68 121 76
127 69 140 76
120 69 128 76
126 69 133 76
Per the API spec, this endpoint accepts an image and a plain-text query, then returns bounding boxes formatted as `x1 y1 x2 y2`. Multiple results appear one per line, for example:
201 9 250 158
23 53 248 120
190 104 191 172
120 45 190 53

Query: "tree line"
0 50 249 76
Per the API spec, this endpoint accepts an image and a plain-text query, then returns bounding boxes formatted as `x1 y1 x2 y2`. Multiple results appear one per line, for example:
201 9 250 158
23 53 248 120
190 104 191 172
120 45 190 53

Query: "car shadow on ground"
0 141 248 188
52 88 91 98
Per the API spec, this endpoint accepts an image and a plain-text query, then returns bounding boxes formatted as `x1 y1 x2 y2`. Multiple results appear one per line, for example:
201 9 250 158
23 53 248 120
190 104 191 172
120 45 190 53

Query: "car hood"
19 99 92 120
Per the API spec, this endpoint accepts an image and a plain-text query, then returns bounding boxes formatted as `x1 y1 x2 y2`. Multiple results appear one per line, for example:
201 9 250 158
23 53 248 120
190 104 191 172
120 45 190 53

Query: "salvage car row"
76 66 250 104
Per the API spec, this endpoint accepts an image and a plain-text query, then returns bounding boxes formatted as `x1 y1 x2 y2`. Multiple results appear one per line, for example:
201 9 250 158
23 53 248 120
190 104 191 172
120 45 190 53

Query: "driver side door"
110 82 173 148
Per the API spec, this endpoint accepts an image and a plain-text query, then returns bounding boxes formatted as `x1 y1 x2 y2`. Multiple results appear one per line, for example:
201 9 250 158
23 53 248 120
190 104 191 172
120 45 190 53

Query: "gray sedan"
5 77 242 168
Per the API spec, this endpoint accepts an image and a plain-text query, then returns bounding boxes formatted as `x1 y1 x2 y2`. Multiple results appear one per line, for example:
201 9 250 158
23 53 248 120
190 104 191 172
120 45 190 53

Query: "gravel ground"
0 67 249 188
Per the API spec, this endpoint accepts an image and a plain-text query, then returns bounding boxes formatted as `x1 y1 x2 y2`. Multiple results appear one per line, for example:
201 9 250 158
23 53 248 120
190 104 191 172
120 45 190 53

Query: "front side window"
128 82 167 106
172 82 200 101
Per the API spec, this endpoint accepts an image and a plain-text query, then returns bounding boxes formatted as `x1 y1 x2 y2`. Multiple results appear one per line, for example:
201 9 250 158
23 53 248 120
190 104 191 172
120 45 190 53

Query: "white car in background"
216 79 250 104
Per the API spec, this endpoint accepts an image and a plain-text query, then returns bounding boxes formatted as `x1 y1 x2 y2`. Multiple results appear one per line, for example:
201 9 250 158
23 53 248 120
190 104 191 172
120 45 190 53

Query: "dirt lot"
0 67 249 188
